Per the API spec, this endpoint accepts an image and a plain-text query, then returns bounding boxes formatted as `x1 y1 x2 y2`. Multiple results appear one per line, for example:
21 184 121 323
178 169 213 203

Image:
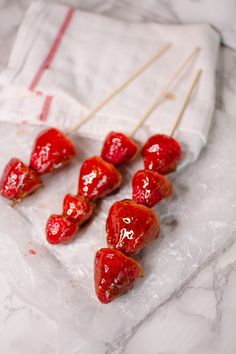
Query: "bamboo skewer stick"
67 43 172 134
170 69 202 137
129 47 201 138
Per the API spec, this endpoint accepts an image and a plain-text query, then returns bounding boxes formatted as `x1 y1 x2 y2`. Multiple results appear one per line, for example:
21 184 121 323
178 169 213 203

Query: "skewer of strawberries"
0 44 171 204
0 129 76 204
135 70 203 207
95 69 202 304
45 48 200 245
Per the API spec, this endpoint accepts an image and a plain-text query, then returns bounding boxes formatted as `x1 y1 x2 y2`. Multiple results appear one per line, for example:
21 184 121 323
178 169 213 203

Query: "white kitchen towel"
0 1 219 168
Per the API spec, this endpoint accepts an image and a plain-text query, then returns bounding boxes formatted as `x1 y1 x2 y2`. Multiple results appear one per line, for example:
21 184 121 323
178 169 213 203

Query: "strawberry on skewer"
0 44 171 204
132 169 172 207
63 194 93 225
30 128 76 175
141 134 182 175
78 156 122 201
0 158 42 203
46 214 79 245
141 70 202 176
106 199 160 255
94 248 144 304
101 132 138 166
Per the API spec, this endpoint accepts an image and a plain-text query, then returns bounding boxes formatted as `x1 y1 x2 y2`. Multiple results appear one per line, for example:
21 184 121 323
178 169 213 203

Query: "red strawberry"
101 131 138 165
30 128 76 175
63 194 93 225
106 199 160 255
132 169 172 208
46 214 78 244
141 134 182 174
78 156 122 201
94 248 143 304
0 158 42 201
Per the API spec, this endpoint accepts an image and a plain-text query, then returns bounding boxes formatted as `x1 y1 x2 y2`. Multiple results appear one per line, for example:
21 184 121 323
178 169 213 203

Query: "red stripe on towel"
29 8 74 91
39 96 53 121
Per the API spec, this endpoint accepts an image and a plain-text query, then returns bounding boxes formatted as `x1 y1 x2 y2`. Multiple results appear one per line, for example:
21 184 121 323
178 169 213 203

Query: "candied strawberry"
94 248 143 304
101 131 138 165
46 214 78 244
78 156 122 201
141 134 182 174
30 128 76 175
106 199 160 255
0 158 42 201
132 169 172 208
63 194 93 225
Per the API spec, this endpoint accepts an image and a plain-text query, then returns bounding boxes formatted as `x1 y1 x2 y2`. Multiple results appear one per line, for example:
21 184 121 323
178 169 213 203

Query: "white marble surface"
0 1 236 354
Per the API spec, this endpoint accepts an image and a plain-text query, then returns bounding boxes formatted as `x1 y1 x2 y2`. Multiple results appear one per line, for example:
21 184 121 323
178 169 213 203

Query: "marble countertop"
0 1 236 353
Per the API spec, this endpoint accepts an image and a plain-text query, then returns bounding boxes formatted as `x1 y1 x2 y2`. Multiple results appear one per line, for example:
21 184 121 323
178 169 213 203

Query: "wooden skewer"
170 69 202 137
129 47 201 138
67 43 172 134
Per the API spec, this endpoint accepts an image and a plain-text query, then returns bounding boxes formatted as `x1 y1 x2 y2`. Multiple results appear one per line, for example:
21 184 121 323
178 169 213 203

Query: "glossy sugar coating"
46 214 78 244
78 156 122 201
132 169 172 208
106 199 160 255
101 131 138 165
63 194 93 224
94 248 143 304
141 134 182 174
0 158 42 201
30 128 76 175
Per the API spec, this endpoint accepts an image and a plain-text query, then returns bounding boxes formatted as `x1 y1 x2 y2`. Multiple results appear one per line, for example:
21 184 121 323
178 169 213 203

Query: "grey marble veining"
122 236 236 354
0 1 236 354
